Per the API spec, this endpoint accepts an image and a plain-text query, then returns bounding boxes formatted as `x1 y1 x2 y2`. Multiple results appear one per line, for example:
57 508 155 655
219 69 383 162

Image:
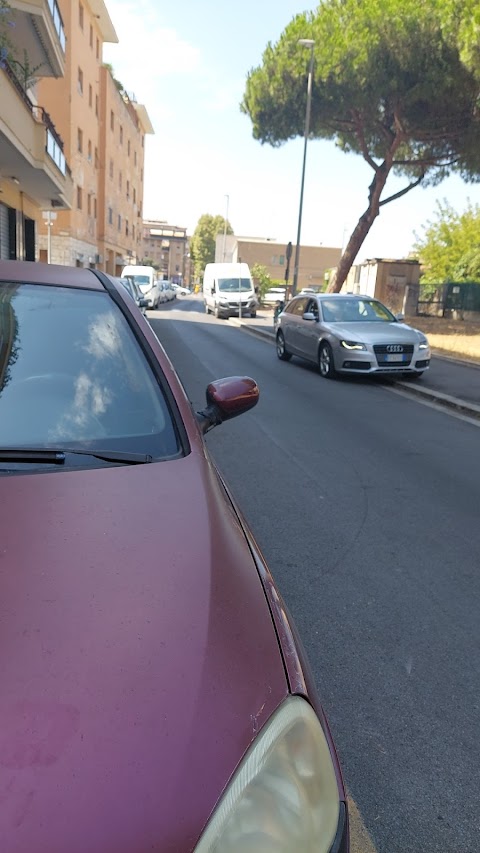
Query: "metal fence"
417 282 480 317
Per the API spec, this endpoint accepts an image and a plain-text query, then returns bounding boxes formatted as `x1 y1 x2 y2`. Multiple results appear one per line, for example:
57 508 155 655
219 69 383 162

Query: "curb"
230 318 480 421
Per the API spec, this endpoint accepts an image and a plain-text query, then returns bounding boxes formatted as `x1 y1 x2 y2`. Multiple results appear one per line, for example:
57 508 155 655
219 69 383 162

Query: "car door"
282 297 309 354
300 298 321 361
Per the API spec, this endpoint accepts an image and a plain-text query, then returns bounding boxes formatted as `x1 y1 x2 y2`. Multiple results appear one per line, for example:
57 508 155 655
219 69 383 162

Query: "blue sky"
104 0 480 261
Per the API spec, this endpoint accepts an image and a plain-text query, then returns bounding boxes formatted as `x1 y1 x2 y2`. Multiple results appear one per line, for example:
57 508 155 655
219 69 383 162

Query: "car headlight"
340 340 366 350
194 697 340 852
218 296 229 304
418 336 429 350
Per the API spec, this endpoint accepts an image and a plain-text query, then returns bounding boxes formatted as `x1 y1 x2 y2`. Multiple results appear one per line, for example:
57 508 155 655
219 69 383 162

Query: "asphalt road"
150 297 480 853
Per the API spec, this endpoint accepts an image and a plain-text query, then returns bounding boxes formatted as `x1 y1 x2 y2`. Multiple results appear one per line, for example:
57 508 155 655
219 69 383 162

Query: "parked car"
171 282 192 296
161 280 177 302
0 260 348 853
115 276 149 316
276 292 431 378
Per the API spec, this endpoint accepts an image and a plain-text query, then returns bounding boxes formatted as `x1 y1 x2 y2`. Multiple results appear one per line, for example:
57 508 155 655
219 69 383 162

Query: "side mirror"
138 298 149 308
395 312 405 322
196 376 259 435
303 312 317 322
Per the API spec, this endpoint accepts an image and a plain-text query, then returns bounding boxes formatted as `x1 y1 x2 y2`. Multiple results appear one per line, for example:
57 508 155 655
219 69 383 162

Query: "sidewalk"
229 311 480 421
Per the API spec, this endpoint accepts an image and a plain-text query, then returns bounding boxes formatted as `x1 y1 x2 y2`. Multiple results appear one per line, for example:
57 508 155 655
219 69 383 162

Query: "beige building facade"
36 0 152 272
142 221 190 285
343 258 421 314
216 235 342 293
0 0 73 260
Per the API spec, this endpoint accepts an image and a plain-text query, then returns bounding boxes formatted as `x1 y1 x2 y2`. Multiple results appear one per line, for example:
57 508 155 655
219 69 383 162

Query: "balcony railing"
47 0 66 53
3 59 67 176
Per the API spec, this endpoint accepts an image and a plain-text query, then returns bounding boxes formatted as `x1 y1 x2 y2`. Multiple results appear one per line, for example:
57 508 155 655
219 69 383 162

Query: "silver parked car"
276 293 431 379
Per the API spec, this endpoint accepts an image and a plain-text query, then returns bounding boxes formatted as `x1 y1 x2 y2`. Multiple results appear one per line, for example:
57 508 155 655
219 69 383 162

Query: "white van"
203 262 257 319
121 265 159 308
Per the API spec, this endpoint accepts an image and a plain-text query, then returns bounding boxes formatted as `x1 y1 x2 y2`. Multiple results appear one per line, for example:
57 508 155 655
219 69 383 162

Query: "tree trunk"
327 161 392 293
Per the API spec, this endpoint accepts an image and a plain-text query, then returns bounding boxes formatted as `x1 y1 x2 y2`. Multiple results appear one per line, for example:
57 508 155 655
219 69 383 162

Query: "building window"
119 171 122 190
108 207 113 225
119 125 123 144
88 84 92 107
79 2 84 29
110 110 114 131
132 224 135 241
96 38 99 60
78 67 83 95
117 214 121 231
125 220 129 237
89 24 93 48
87 193 91 216
77 187 82 209
127 140 131 156
95 94 98 117
94 146 99 168
94 198 97 219
141 135 144 148
109 159 113 179
126 180 130 200
87 140 92 162
133 188 136 204
77 127 83 152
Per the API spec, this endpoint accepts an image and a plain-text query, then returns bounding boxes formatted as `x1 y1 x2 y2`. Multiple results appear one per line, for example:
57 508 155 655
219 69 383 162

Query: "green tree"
413 200 480 283
251 263 273 301
241 0 480 292
190 214 233 281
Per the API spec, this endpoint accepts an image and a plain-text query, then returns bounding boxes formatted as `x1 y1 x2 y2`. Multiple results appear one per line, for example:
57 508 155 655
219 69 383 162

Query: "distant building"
216 235 341 292
142 221 190 284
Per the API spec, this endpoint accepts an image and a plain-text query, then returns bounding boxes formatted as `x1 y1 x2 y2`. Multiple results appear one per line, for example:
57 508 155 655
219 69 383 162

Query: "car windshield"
0 282 180 465
321 298 396 323
130 274 152 287
218 278 252 293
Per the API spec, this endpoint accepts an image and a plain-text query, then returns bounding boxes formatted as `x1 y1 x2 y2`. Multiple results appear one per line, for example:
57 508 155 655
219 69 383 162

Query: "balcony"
8 0 66 78
0 62 72 209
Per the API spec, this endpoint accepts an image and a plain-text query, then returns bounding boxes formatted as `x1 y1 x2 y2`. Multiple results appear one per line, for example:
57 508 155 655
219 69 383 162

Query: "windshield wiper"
0 448 153 465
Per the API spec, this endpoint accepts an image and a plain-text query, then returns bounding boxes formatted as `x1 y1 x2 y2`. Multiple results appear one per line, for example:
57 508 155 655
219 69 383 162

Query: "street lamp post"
292 38 315 297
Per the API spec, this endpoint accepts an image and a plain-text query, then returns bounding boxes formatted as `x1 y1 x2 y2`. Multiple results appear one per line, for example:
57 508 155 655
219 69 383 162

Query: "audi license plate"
385 353 406 362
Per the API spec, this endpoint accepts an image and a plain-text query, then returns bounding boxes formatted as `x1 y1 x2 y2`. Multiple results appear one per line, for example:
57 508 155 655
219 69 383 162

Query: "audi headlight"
194 697 340 852
418 336 429 350
340 340 366 350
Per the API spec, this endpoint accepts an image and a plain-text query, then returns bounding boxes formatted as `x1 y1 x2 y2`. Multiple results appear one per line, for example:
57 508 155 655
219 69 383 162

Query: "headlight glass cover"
418 336 429 349
340 339 366 350
194 697 340 852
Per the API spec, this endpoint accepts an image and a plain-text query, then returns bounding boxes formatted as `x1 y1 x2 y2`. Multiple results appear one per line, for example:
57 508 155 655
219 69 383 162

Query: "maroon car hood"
0 456 288 852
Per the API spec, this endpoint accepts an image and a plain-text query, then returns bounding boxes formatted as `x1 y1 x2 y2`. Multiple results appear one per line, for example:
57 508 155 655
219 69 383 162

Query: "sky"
103 0 480 263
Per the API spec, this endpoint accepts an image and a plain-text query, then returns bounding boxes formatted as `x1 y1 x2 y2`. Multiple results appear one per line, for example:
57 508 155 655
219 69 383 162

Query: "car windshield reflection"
321 298 395 323
0 282 180 465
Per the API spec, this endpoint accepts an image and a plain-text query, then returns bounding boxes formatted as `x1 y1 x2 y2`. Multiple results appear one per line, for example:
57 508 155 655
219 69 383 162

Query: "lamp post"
292 38 315 297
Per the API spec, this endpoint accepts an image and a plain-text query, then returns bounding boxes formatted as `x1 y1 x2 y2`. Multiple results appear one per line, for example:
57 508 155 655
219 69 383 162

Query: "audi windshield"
321 298 396 323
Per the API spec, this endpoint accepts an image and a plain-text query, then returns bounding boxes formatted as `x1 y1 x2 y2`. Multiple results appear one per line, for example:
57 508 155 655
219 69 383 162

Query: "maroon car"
0 261 348 852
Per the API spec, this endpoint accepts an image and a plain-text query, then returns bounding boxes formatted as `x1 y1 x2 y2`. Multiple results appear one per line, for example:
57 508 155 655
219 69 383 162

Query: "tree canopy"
413 200 480 283
190 214 233 281
241 0 480 291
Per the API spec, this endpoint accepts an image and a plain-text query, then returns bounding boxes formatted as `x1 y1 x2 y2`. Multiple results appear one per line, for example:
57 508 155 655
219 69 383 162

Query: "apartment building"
0 0 73 260
217 235 342 292
99 68 154 275
36 0 153 271
141 220 190 285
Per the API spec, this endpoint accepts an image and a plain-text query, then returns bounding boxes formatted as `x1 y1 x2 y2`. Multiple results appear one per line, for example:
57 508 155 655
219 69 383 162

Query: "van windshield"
218 278 252 292
130 275 152 287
